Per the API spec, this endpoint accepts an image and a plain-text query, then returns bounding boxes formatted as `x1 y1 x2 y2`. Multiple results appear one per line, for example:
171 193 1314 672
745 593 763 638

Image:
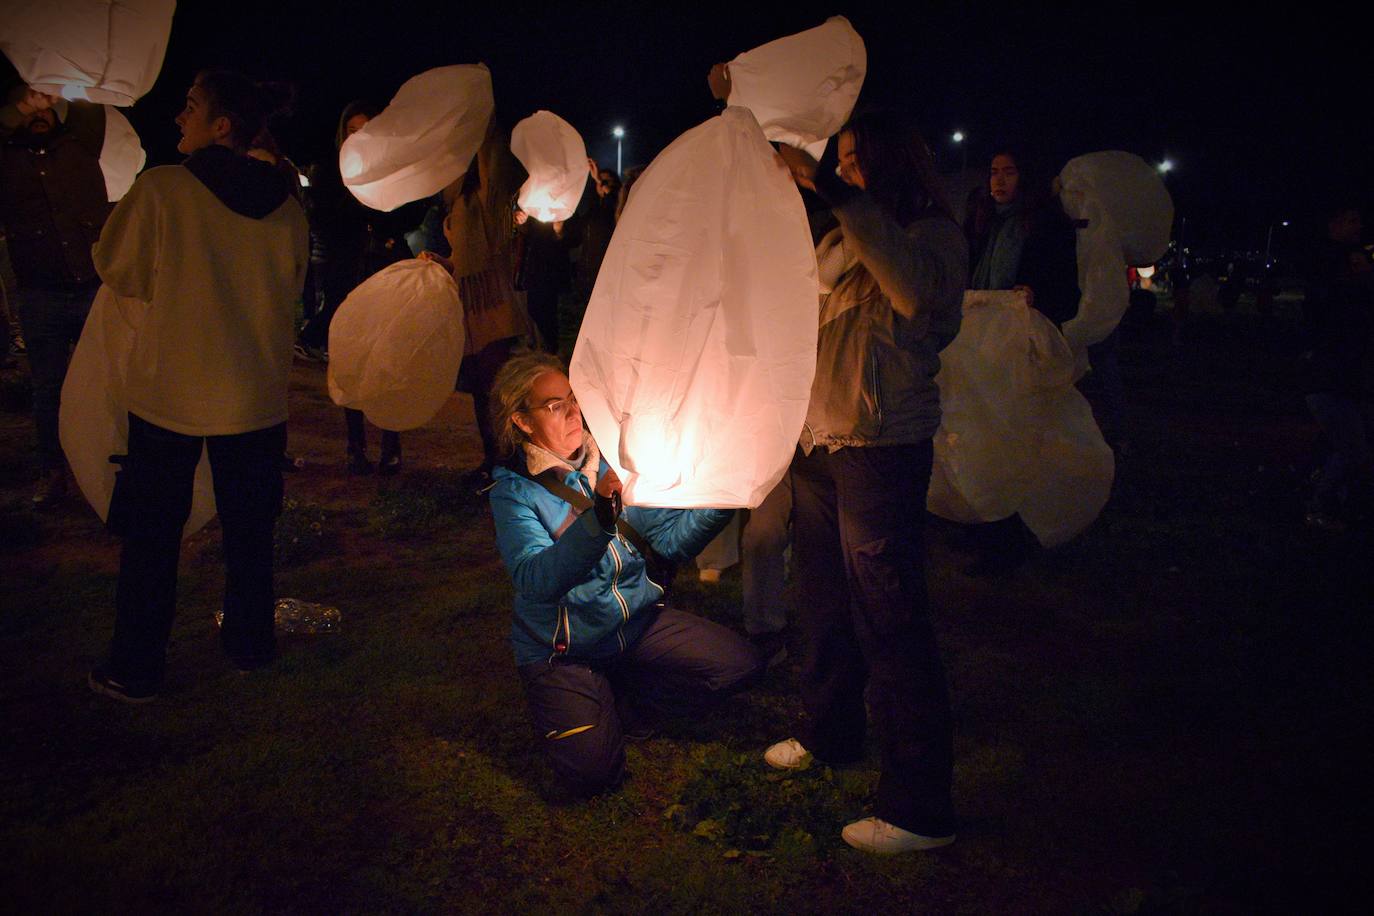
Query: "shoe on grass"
31 468 66 508
88 665 157 704
378 451 402 476
764 737 810 770
346 449 374 476
840 817 954 854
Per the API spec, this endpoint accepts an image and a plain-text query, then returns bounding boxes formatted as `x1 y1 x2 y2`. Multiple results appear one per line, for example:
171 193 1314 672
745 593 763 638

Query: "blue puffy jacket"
490 458 733 666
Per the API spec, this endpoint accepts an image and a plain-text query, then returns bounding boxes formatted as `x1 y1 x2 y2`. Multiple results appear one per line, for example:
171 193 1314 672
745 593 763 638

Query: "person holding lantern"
486 350 761 798
769 111 966 854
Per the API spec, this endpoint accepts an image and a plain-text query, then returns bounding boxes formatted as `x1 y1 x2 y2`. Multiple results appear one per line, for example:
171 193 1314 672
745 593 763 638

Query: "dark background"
5 1 1367 254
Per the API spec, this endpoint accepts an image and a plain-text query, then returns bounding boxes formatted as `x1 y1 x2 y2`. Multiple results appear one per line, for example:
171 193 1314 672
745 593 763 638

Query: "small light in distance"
952 131 965 143
612 126 625 138
1157 159 1175 174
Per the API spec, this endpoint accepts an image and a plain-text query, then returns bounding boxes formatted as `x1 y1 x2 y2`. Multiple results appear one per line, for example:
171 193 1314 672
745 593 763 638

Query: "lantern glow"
510 111 589 224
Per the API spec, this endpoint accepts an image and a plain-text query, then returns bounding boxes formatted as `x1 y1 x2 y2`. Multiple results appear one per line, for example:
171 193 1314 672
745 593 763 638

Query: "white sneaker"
841 817 955 854
764 738 811 770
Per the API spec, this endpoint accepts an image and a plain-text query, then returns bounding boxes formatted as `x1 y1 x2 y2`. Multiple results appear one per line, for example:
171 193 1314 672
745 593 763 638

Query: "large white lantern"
327 259 465 432
0 1 176 107
339 64 494 213
1057 151 1174 351
725 15 866 158
510 110 587 223
569 106 818 509
99 105 145 201
60 286 216 537
928 290 1114 547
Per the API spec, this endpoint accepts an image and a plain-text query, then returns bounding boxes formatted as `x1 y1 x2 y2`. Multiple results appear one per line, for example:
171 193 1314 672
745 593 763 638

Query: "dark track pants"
518 607 761 797
109 414 285 688
791 440 956 837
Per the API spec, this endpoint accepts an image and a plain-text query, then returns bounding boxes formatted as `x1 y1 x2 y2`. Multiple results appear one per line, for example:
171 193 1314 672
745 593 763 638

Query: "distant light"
1157 159 1174 174
951 131 965 144
612 126 625 138
298 172 310 188
1136 265 1156 278
1281 220 1289 227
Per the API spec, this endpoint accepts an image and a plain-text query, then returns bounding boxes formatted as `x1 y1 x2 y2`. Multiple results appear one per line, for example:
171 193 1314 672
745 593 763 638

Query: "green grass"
2 306 1370 912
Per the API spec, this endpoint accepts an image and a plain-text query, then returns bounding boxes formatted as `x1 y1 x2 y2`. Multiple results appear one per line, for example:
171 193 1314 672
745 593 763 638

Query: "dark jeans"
344 408 399 457
456 337 517 469
109 414 286 688
17 282 98 468
518 607 761 797
791 440 956 837
527 284 560 355
741 471 792 635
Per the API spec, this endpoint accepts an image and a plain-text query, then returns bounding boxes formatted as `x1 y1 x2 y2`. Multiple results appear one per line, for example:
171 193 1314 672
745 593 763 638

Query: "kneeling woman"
487 352 762 796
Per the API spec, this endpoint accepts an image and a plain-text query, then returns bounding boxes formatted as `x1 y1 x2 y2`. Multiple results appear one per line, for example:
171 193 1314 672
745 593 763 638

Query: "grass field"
2 297 1369 913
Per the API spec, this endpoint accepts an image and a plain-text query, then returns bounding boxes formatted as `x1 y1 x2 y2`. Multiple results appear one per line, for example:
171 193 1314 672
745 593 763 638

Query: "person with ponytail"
86 69 310 702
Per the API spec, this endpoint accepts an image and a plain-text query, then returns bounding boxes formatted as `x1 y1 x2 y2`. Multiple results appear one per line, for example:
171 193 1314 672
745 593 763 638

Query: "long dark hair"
335 99 382 150
843 111 952 225
194 69 294 153
965 146 1051 243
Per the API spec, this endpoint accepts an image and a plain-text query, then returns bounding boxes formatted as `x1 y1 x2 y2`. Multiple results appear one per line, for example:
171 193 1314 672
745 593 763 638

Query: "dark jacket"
0 100 112 288
967 198 1081 327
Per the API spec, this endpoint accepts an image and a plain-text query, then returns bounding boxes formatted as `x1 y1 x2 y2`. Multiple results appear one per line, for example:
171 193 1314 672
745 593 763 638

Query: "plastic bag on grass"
327 259 465 432
1057 151 1173 351
569 106 818 509
339 64 494 212
510 111 588 223
100 106 146 201
59 286 216 537
725 15 866 158
928 290 1113 546
0 0 176 106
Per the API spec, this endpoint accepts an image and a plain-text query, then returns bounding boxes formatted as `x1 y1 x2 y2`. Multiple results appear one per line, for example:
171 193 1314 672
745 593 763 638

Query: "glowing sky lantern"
569 107 818 509
1057 151 1174 352
510 111 587 223
724 15 866 159
99 105 145 201
928 290 1114 547
0 1 176 107
339 64 494 213
60 287 216 538
327 260 465 432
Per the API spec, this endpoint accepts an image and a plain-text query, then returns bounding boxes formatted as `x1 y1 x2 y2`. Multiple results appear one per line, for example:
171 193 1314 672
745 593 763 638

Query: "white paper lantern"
928 290 1113 547
569 106 818 509
1057 151 1174 350
0 1 176 107
339 65 494 213
99 105 145 201
510 111 587 223
60 286 216 538
725 15 866 159
327 259 465 432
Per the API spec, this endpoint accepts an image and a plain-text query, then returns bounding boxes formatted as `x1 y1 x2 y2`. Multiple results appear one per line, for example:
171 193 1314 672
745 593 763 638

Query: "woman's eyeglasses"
523 393 579 419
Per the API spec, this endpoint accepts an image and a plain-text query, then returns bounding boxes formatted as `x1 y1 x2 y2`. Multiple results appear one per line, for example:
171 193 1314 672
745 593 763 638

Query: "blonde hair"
489 350 568 458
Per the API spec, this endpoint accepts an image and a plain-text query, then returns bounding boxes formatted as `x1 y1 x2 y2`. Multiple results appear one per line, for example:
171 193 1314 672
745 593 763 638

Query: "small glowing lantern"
723 15 866 159
0 0 176 107
328 260 465 432
510 111 588 223
570 107 818 509
339 64 494 212
60 286 216 537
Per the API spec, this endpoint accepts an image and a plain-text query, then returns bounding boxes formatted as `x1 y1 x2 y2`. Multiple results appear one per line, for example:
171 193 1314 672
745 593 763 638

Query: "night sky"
5 1 1366 254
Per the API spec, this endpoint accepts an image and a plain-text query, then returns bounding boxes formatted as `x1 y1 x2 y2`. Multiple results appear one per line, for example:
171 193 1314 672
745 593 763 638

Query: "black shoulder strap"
528 468 664 569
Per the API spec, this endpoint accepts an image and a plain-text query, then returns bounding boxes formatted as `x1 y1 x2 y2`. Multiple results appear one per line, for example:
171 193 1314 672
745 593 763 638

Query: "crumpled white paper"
928 290 1114 547
725 15 866 159
100 105 145 201
60 286 217 538
339 64 494 212
570 107 818 509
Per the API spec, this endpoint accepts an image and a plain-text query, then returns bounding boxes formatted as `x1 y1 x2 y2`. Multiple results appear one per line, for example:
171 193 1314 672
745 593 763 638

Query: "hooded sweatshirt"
93 145 309 436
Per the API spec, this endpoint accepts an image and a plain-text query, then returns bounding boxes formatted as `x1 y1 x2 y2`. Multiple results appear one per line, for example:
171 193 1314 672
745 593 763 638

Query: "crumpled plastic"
510 111 588 223
725 15 866 158
339 64 494 212
928 290 1114 547
59 286 216 537
570 107 819 509
100 105 145 201
0 0 176 106
327 259 465 432
1057 151 1173 352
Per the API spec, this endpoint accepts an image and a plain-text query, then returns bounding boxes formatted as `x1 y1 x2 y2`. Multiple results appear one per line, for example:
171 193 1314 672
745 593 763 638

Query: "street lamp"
952 130 966 172
1157 158 1175 175
1264 220 1290 268
612 125 625 176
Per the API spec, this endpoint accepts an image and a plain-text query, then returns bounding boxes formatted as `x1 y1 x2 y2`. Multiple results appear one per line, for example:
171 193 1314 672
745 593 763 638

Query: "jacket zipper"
576 474 630 653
